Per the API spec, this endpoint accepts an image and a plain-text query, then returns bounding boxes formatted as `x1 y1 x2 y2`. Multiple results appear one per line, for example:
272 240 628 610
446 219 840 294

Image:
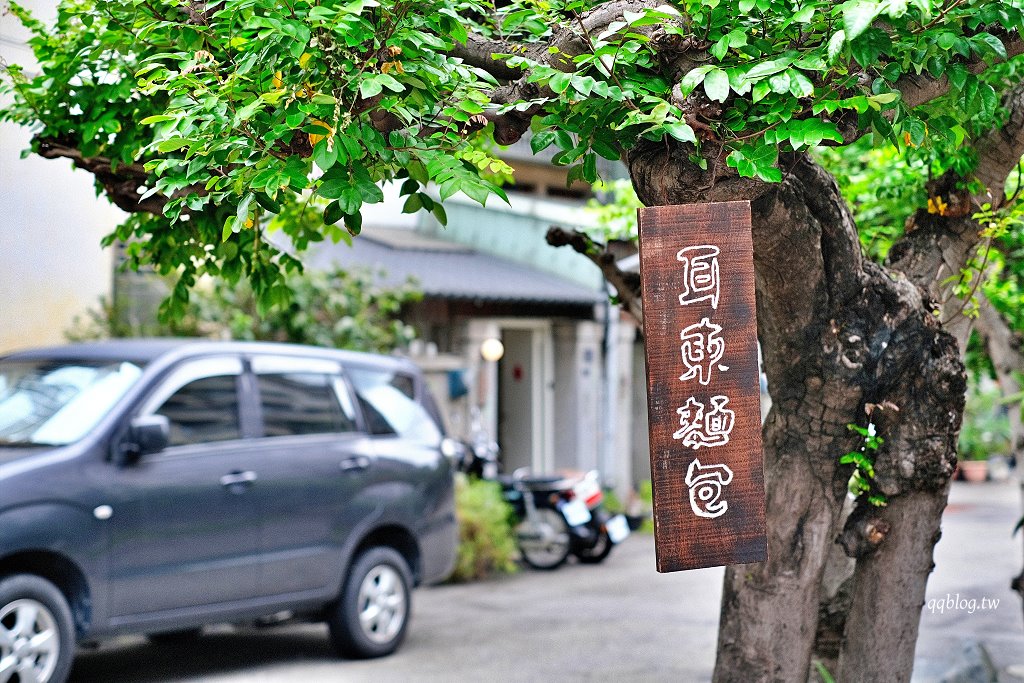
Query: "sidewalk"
68 480 1023 682
914 478 1024 682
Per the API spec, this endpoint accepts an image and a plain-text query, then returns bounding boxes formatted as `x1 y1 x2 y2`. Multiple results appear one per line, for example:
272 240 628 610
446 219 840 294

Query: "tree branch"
898 34 1024 110
544 226 642 322
34 136 169 214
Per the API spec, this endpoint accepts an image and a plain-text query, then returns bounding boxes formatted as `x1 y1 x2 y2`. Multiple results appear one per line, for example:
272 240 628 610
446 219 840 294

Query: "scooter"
455 410 629 570
500 467 631 570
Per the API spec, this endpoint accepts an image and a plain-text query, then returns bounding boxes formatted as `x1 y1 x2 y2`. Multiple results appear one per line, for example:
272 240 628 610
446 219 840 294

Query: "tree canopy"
3 0 1021 313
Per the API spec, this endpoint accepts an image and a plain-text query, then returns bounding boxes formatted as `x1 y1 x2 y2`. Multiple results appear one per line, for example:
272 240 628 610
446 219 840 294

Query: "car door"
105 355 263 620
245 355 379 598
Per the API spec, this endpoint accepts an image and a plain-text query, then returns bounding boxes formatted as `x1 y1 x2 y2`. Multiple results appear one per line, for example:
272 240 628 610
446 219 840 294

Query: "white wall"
1 1 123 353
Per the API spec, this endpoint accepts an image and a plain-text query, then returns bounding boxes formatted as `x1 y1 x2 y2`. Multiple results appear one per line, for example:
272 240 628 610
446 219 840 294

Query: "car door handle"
339 456 371 472
220 471 258 488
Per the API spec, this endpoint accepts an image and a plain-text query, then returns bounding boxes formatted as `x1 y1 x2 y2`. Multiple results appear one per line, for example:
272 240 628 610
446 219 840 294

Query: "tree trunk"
837 489 950 680
622 137 989 680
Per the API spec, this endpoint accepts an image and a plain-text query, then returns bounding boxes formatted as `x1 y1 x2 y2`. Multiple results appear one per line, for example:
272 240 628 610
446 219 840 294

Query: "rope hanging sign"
638 201 768 572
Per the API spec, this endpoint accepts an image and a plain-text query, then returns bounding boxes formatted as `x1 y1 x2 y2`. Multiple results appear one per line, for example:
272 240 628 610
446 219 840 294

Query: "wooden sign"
638 201 767 572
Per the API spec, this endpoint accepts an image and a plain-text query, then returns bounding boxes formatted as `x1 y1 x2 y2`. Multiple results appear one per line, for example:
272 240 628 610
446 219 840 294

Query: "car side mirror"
440 437 470 471
115 415 170 466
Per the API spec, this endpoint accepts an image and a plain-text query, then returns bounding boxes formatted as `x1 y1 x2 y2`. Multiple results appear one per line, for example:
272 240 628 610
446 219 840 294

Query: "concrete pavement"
69 480 1024 682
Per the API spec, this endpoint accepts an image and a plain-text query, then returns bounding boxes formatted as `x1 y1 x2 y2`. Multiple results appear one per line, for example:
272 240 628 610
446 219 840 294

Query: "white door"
497 325 554 473
498 329 533 472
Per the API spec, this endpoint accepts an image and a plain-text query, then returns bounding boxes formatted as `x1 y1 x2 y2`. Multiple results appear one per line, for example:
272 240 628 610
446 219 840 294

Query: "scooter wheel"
575 527 614 564
518 508 571 570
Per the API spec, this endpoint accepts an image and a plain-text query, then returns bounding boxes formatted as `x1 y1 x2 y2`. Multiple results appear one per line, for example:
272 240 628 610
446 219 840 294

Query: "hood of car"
0 445 54 467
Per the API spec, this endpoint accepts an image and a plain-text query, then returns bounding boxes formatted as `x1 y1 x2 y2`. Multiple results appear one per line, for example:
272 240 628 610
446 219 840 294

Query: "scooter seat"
517 475 568 491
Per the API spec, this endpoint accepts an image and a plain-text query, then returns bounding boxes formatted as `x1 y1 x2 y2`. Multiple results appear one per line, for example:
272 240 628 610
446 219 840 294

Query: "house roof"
302 228 604 306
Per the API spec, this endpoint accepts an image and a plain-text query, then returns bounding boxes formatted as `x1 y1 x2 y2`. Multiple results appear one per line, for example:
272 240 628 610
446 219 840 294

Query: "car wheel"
328 547 412 659
0 574 76 683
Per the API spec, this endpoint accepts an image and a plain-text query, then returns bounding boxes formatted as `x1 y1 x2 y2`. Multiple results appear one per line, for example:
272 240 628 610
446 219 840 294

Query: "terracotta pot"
959 460 988 483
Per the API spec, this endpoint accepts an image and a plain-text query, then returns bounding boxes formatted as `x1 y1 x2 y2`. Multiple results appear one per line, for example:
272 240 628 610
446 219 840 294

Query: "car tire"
0 574 76 683
328 547 412 659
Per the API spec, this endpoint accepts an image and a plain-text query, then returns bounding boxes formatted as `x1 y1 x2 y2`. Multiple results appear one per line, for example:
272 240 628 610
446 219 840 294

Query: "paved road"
69 480 1024 682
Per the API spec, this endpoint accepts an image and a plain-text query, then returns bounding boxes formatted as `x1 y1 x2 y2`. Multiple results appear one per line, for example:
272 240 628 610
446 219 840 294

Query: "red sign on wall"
638 201 768 572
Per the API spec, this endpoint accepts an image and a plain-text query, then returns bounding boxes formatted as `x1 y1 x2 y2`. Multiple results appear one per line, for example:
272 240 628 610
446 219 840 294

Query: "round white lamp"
480 338 505 362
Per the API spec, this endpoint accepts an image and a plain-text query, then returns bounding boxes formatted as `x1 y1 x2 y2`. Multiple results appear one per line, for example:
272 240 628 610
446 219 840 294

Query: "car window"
257 372 356 437
347 367 441 442
0 360 144 446
138 357 245 449
156 375 242 447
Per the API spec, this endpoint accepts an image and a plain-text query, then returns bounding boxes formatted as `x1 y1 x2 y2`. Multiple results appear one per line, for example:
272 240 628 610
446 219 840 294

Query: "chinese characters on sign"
638 202 767 572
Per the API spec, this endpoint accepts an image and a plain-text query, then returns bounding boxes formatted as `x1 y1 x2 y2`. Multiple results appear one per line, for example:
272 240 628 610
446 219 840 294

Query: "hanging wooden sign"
637 201 768 572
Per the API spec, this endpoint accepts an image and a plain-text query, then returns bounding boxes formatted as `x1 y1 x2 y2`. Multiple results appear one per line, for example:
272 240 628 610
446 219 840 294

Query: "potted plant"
957 381 1012 483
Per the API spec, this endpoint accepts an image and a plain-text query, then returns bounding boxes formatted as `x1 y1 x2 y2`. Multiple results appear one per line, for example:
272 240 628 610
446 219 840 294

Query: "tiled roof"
302 228 604 306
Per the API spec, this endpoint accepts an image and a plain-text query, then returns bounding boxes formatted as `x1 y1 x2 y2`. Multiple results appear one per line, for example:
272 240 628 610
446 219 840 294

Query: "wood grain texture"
638 201 767 572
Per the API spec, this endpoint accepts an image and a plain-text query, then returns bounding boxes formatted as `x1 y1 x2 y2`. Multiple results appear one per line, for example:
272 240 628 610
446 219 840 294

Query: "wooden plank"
638 201 768 572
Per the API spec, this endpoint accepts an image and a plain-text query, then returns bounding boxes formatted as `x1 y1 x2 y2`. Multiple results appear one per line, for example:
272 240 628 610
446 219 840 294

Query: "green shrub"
449 474 519 583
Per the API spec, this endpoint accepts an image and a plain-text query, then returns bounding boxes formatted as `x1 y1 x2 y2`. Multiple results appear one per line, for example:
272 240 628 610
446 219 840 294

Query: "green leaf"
710 35 729 61
323 200 344 225
140 114 177 125
679 65 714 97
752 81 772 103
827 31 847 63
854 28 893 67
744 56 795 82
317 177 349 200
313 138 339 172
663 122 697 144
936 32 958 51
234 97 263 123
156 136 191 153
344 212 362 236
403 193 423 213
311 93 338 105
946 63 968 91
980 83 998 115
591 138 620 160
550 72 572 94
230 192 254 236
789 71 815 98
843 1 881 41
254 192 282 213
792 6 815 23
973 32 1008 61
432 202 448 226
703 68 730 103
582 153 598 183
769 71 791 94
868 92 899 106
531 130 558 154
359 78 383 99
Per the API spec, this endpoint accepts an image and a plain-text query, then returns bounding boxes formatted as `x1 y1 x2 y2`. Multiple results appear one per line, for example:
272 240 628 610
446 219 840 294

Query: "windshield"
0 359 144 446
